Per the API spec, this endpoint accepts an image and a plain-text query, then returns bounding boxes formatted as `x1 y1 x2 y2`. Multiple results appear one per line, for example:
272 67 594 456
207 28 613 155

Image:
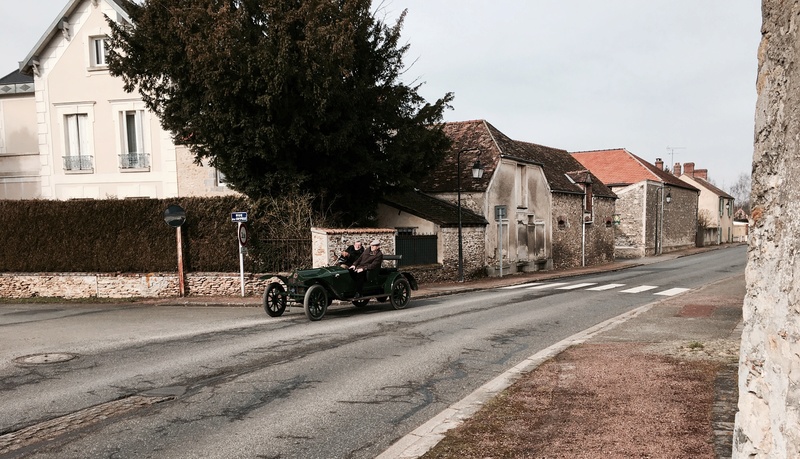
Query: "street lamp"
457 149 485 282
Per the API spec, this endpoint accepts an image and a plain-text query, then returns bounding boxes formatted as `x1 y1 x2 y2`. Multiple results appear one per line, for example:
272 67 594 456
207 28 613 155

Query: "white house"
7 0 235 200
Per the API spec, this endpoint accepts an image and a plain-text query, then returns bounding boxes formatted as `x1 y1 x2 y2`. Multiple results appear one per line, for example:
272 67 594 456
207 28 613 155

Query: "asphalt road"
0 246 746 458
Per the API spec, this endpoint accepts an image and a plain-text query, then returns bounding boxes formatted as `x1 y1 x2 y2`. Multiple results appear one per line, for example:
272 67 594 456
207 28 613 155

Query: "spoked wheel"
389 278 411 310
263 283 287 317
352 299 370 308
304 284 328 321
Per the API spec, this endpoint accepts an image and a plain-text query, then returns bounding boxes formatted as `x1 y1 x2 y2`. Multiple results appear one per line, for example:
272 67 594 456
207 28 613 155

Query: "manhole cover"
14 353 77 365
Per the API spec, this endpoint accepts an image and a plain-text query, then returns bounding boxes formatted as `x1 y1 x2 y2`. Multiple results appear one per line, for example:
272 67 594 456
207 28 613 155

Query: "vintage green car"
260 255 418 321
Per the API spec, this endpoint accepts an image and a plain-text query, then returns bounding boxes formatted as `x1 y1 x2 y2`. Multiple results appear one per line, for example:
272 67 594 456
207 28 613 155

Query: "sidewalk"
384 245 744 459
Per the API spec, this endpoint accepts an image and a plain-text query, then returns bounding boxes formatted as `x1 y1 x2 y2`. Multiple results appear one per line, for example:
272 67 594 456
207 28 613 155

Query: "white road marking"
556 283 598 290
526 282 568 290
586 283 626 291
655 287 691 296
620 285 659 293
501 283 539 290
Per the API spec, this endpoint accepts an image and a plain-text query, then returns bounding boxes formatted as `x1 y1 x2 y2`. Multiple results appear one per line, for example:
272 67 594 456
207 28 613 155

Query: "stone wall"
310 228 396 268
612 183 647 258
0 272 271 299
551 193 583 269
734 2 800 457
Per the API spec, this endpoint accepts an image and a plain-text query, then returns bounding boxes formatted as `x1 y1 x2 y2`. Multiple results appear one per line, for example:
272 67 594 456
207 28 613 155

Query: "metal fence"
255 238 312 272
395 234 438 266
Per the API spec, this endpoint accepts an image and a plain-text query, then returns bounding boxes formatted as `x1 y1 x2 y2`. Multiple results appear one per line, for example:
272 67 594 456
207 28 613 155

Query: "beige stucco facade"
678 174 734 244
0 90 40 198
13 0 235 200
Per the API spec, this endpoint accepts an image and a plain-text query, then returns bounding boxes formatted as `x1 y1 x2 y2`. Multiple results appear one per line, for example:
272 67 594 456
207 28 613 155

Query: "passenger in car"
349 239 384 298
337 240 364 268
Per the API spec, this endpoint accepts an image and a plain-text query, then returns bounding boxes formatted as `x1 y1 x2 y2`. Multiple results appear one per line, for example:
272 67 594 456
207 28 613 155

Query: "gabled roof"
20 0 130 75
571 148 698 191
381 190 488 228
0 69 34 96
420 120 615 198
682 174 733 199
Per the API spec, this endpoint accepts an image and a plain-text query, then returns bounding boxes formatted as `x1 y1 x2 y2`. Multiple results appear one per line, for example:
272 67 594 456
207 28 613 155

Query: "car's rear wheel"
304 284 328 321
263 283 286 317
389 278 411 310
352 299 370 308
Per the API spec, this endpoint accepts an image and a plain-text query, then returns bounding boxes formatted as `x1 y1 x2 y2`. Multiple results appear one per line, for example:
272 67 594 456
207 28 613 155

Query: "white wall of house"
29 0 235 200
0 92 40 198
679 174 734 244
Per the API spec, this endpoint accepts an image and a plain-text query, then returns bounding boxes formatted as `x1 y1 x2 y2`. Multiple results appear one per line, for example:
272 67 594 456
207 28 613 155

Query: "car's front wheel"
263 283 286 317
304 284 328 321
389 278 411 310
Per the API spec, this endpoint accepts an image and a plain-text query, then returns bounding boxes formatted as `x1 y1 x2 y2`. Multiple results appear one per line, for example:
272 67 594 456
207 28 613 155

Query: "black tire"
304 284 328 321
263 283 286 317
376 296 388 303
389 278 411 310
352 299 370 308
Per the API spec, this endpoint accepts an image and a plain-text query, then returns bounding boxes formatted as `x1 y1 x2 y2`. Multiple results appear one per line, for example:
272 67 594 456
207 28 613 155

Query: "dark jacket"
339 245 364 266
353 248 383 270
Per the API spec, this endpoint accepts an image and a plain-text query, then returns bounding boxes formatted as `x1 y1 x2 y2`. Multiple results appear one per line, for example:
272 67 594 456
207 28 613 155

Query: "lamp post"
457 149 484 282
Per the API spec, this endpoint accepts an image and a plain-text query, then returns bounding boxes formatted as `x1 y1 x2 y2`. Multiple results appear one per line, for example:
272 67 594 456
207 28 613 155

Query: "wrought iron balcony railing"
119 153 151 169
62 155 94 171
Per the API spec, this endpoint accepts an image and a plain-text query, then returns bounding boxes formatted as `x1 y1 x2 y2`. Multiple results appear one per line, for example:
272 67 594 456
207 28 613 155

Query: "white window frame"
111 101 151 171
55 103 96 173
90 36 108 68
216 169 228 187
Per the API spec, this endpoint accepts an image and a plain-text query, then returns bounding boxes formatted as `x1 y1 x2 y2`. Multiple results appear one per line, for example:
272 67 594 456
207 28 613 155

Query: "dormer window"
90 36 108 68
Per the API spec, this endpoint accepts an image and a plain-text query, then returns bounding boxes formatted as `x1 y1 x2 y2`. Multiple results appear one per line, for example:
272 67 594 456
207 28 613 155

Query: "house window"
90 36 108 67
119 110 149 169
63 114 93 171
216 169 228 187
719 198 724 217
516 164 528 208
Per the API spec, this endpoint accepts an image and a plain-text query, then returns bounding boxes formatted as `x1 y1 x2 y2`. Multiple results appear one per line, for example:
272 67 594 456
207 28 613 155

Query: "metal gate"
395 234 437 266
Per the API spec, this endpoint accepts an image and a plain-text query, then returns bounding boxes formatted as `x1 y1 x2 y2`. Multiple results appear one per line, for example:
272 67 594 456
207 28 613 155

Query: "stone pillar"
310 228 396 268
734 2 800 457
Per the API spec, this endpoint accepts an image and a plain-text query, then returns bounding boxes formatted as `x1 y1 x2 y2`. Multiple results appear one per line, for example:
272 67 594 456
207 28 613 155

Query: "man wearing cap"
349 239 384 298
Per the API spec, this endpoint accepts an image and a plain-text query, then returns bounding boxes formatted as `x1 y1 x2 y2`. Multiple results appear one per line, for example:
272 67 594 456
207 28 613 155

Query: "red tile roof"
571 149 697 191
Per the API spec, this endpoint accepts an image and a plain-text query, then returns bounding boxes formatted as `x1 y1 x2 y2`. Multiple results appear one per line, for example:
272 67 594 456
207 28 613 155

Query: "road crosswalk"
500 281 690 296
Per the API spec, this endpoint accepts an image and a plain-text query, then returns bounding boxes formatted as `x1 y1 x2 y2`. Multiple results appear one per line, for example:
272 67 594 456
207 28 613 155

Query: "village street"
0 246 745 458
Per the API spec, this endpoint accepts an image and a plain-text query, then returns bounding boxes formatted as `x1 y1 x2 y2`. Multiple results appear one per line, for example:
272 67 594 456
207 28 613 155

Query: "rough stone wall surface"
734 3 800 457
612 183 647 258
0 272 270 298
551 194 583 269
661 186 699 253
440 226 486 280
584 198 616 266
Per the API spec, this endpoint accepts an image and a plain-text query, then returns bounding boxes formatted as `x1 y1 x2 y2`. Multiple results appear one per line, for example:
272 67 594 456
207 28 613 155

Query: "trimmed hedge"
0 196 312 273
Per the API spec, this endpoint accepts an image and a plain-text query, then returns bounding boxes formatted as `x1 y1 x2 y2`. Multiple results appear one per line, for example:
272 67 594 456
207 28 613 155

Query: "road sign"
231 212 248 223
164 204 186 228
238 223 248 246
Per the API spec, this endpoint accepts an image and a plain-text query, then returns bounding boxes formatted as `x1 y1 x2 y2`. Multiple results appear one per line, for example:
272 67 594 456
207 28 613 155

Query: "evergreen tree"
107 0 452 224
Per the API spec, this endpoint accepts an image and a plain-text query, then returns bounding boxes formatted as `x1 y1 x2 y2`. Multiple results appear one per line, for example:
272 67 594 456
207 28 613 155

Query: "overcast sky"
1 0 761 189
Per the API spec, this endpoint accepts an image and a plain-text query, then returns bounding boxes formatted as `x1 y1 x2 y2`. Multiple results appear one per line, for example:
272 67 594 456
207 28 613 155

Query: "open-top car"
260 255 418 321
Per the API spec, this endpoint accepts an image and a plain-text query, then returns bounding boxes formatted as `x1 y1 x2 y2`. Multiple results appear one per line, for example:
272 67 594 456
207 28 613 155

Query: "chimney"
684 162 695 177
674 163 682 176
695 168 708 180
655 157 664 170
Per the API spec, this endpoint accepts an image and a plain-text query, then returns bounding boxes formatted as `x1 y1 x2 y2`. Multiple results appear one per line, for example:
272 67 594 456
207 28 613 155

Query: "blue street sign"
231 212 248 223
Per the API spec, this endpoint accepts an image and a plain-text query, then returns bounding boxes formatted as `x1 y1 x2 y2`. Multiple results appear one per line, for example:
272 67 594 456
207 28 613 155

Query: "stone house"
0 70 38 199
378 120 616 277
673 162 735 245
2 0 235 200
572 148 699 258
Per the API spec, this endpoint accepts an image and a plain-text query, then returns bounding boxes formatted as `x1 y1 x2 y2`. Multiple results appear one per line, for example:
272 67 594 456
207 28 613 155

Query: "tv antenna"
666 146 685 167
